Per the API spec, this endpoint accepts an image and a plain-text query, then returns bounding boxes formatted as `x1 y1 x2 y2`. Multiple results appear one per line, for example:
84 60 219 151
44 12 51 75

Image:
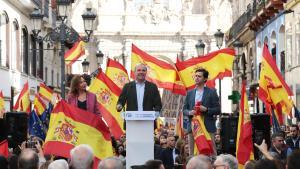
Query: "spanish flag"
131 44 186 95
105 58 129 89
236 81 254 169
89 70 125 139
33 94 46 115
13 82 31 113
0 91 4 114
175 111 184 138
64 40 85 66
191 115 213 155
258 44 293 117
39 83 53 102
175 48 235 89
43 100 113 160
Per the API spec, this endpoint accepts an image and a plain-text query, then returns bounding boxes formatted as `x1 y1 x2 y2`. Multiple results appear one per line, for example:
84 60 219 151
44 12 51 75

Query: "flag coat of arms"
89 70 125 139
43 100 113 160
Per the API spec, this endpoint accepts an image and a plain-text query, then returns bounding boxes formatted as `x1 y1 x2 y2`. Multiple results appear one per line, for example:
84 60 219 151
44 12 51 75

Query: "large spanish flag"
89 70 125 139
39 83 53 102
0 91 4 114
176 48 235 90
236 81 254 169
105 58 129 89
191 115 213 155
33 94 46 115
258 45 293 117
43 100 113 161
131 44 186 95
64 40 85 66
175 111 184 138
13 82 31 113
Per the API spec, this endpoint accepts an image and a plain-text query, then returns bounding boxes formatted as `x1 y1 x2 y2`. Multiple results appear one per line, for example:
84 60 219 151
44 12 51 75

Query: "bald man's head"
18 148 39 169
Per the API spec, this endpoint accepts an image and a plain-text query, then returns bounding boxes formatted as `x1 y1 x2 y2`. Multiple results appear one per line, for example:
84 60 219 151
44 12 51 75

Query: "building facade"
0 0 59 111
71 0 234 117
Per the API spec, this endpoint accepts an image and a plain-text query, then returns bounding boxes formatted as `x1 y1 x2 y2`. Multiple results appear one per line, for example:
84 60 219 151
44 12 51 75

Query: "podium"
125 111 156 169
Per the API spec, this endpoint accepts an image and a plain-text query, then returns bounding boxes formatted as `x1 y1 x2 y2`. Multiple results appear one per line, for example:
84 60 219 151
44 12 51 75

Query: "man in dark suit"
183 68 220 156
116 63 162 126
159 135 180 169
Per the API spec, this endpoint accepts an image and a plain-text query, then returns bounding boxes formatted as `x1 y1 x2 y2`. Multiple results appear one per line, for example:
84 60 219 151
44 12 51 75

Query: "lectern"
125 111 156 169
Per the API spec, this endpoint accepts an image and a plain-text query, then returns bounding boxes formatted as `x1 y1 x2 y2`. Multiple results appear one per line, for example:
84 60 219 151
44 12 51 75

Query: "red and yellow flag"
258 44 293 117
131 44 186 95
192 115 213 155
236 81 254 169
0 91 4 114
175 48 235 90
43 100 113 160
64 40 85 66
33 94 46 115
89 70 125 139
105 58 129 89
175 112 184 138
13 82 31 113
39 83 53 102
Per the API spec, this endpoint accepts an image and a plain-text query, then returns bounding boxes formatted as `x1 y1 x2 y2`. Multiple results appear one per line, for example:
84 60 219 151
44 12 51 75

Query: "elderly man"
186 155 212 169
18 148 39 169
69 144 94 169
213 154 238 169
98 157 124 169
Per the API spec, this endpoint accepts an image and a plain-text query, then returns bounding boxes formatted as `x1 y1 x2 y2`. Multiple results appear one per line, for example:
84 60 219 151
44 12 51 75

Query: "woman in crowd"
67 75 101 116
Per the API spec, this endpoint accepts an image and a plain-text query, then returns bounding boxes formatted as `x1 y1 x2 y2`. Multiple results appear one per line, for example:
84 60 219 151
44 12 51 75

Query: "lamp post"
81 59 90 74
214 29 224 113
30 0 97 99
96 50 104 67
195 40 205 56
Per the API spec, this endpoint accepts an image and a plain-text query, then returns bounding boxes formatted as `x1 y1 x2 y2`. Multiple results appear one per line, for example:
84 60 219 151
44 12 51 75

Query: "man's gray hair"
48 159 69 169
70 144 94 169
98 157 124 169
186 155 211 169
134 63 147 72
217 154 238 169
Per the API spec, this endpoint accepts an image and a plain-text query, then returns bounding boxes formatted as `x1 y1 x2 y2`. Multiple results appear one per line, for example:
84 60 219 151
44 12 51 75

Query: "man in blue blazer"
183 68 220 155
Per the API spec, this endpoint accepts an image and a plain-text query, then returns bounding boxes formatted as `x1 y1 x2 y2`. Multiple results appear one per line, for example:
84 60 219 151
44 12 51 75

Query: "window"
31 35 37 76
51 69 54 86
286 27 293 68
57 72 59 87
37 42 43 79
45 67 48 84
12 20 19 70
21 27 29 74
0 11 9 67
296 23 300 65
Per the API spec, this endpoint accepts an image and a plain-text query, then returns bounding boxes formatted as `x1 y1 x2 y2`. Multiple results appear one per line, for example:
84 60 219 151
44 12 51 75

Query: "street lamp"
57 0 71 21
214 29 224 49
233 40 243 60
195 40 205 56
214 29 224 113
30 5 97 99
81 59 90 74
96 50 104 66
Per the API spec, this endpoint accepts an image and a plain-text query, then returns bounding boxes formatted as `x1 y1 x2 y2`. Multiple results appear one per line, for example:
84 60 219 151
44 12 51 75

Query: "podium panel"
125 111 155 169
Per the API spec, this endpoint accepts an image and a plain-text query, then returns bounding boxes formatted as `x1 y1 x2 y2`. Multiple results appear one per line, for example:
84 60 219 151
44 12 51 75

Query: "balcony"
227 0 286 42
250 0 285 31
